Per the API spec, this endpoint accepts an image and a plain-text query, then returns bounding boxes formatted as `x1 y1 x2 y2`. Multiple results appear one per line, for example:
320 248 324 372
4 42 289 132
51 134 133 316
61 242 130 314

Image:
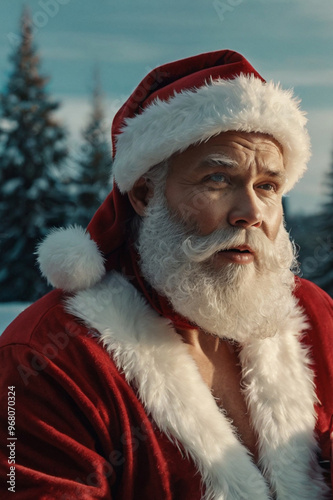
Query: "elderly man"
0 50 332 499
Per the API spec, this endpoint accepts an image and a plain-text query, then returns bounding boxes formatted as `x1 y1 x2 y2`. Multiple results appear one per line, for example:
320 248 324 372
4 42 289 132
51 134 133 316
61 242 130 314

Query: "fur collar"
66 272 329 500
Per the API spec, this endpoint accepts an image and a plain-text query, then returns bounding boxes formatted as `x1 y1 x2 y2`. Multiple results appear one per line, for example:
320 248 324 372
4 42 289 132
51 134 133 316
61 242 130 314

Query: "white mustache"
181 226 278 267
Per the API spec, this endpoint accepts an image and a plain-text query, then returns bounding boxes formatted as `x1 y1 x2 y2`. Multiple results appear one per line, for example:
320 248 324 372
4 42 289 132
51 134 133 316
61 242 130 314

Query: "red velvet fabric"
0 278 332 499
87 184 135 273
0 290 201 499
294 278 333 463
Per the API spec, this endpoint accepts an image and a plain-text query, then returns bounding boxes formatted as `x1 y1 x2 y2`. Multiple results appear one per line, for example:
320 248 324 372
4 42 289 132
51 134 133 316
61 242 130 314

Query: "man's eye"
206 173 228 183
258 183 276 192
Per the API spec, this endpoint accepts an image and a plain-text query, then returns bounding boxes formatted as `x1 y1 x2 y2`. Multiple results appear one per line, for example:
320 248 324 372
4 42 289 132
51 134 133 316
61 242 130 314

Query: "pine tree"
0 7 69 302
69 66 112 228
310 147 333 296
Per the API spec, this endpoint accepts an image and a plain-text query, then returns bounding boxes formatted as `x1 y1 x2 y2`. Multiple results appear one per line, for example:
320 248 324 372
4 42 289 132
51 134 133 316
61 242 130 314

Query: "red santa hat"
38 49 311 293
112 50 310 193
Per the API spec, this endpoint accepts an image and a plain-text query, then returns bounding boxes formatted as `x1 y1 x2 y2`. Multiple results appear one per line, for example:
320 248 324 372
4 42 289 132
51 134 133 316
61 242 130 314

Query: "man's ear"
127 176 154 216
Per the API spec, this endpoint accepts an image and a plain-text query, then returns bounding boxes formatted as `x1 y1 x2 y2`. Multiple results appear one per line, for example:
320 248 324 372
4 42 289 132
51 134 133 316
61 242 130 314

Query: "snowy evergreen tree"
310 147 333 296
0 7 69 302
69 66 112 228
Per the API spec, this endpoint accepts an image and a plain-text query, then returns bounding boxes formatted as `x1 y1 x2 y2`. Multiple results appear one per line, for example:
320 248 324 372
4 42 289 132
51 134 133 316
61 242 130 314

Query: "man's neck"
176 326 222 352
176 326 238 385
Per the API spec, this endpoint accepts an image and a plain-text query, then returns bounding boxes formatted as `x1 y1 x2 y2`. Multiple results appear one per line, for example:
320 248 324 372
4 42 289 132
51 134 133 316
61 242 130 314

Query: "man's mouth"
215 246 255 264
220 246 253 254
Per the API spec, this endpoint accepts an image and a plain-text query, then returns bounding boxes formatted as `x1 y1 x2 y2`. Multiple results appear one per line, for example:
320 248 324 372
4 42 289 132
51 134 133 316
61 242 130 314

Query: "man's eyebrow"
200 154 286 180
261 165 287 180
199 154 239 169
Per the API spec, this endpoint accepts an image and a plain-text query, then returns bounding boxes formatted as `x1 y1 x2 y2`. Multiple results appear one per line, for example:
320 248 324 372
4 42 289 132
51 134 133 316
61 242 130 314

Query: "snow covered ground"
0 303 30 334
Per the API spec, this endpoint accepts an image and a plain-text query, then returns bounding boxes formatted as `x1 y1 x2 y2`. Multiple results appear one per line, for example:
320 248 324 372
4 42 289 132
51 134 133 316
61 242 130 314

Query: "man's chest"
186 338 259 459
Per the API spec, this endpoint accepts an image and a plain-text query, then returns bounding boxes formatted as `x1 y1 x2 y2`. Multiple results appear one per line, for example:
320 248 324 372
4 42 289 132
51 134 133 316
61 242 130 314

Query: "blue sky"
1 0 333 214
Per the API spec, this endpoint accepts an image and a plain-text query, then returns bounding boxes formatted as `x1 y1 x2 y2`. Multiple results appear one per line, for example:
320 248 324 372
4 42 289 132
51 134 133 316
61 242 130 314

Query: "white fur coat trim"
66 272 329 500
112 75 310 194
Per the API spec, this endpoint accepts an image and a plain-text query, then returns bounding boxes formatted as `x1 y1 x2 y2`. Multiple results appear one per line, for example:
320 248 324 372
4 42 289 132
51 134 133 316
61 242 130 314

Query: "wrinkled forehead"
166 131 285 176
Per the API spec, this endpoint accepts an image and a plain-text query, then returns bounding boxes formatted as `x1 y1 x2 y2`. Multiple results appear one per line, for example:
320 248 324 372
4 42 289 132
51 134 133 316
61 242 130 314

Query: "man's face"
164 131 286 267
134 131 295 342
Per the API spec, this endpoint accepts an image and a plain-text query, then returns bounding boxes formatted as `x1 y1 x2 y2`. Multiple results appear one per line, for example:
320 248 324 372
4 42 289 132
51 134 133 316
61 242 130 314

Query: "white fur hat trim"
113 75 310 193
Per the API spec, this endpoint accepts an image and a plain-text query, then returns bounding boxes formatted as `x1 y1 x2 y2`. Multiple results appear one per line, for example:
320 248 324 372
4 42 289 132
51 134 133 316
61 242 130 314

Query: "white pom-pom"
37 226 105 292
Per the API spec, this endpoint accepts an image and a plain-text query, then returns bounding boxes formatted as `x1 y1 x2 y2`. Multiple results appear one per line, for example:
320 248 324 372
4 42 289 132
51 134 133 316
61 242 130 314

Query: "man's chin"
203 257 256 287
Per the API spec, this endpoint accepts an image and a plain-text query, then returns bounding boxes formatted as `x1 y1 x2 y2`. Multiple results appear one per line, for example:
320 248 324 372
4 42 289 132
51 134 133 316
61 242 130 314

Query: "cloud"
265 68 333 88
40 32 164 63
293 0 333 22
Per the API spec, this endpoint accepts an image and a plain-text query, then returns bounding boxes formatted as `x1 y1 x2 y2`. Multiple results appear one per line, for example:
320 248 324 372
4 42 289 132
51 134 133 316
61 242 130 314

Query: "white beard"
136 190 298 344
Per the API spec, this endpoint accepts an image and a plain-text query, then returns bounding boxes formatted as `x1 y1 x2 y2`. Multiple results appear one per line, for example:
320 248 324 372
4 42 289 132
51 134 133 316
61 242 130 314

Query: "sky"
1 0 333 214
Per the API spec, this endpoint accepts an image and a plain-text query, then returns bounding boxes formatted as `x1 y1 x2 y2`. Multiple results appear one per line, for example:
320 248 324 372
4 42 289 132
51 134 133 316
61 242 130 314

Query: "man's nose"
227 189 262 229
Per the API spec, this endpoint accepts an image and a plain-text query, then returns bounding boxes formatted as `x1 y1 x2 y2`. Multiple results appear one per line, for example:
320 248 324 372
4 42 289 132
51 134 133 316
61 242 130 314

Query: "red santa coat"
0 273 332 499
